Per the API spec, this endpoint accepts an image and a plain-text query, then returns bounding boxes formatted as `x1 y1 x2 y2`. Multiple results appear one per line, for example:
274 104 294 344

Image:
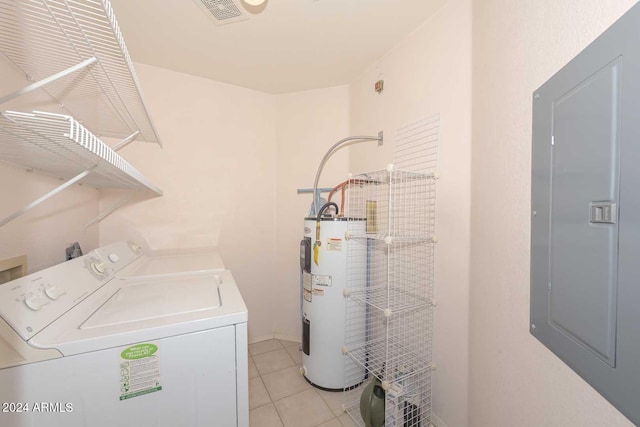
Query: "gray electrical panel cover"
531 3 640 424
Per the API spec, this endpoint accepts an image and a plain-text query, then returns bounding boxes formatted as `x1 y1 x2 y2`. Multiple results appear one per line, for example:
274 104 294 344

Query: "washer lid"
28 270 247 356
80 274 222 329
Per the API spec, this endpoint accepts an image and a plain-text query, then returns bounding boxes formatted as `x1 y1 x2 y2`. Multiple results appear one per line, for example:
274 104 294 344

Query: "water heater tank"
301 217 366 390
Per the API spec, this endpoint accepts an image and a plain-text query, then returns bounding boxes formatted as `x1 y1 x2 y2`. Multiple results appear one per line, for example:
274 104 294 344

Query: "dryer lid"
116 251 225 279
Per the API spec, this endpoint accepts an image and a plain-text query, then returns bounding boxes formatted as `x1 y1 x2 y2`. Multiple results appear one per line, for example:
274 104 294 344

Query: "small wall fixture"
375 79 384 94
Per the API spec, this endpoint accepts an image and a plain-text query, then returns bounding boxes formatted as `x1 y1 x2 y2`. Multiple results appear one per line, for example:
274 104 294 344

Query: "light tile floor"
248 339 359 427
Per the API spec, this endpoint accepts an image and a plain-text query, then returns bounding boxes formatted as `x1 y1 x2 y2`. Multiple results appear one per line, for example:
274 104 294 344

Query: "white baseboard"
432 413 451 427
273 333 301 343
248 334 275 345
248 333 301 345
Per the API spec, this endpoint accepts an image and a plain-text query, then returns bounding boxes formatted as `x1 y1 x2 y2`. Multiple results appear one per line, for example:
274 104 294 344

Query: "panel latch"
589 202 617 224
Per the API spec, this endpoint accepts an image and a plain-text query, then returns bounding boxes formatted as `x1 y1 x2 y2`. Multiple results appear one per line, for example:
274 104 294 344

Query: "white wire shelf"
344 335 432 385
346 239 435 298
0 111 162 193
347 286 432 314
343 333 434 425
347 233 434 243
343 375 433 427
0 0 161 144
345 168 436 242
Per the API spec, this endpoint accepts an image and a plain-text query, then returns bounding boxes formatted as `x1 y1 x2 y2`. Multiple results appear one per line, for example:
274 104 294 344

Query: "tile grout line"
253 344 298 426
251 339 341 427
249 343 285 357
253 347 297 377
264 362 289 427
259 361 305 403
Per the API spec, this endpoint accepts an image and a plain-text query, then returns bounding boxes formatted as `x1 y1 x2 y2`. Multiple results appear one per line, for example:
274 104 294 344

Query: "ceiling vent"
193 0 249 26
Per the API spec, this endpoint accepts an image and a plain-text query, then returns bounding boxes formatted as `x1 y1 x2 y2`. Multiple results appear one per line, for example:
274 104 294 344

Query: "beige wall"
273 86 350 339
99 63 279 340
470 1 637 426
349 1 472 426
0 58 99 273
98 65 351 342
0 163 99 273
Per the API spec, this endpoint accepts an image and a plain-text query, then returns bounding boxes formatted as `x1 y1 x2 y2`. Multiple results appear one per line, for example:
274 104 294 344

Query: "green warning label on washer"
119 342 162 401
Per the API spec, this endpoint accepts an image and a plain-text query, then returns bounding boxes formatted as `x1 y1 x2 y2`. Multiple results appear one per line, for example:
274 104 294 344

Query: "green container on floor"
359 376 385 427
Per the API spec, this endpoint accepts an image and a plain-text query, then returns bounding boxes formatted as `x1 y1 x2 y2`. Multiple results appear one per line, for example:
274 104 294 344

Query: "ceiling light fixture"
240 0 267 14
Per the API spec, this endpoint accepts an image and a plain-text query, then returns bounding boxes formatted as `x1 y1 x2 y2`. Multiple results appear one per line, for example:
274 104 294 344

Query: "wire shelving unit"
0 111 161 193
342 166 437 427
0 0 161 144
0 0 163 227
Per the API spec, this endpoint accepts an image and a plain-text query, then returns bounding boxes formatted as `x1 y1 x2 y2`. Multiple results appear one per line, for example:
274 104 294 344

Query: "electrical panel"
531 3 640 424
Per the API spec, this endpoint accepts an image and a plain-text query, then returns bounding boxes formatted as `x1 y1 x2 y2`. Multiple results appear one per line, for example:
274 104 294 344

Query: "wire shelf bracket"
83 194 134 230
0 56 97 106
82 129 141 230
0 169 92 228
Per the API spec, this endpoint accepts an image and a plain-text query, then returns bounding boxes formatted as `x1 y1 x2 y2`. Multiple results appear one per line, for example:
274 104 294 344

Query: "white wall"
348 1 472 426
273 86 350 340
470 1 638 426
0 58 99 272
98 63 279 340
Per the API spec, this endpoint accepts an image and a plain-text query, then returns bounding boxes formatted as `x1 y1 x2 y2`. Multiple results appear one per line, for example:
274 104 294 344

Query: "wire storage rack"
0 0 163 227
0 111 161 193
343 166 436 427
0 0 162 144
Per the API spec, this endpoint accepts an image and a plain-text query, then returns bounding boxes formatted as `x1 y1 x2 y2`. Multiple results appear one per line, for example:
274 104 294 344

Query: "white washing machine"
0 241 248 427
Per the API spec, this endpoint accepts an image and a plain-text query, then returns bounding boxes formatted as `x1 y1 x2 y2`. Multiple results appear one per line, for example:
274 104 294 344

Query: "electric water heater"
300 217 366 390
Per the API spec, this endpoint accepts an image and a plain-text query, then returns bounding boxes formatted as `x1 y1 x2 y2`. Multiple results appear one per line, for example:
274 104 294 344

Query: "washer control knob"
128 241 142 254
85 257 110 279
45 286 66 300
24 294 48 311
91 261 106 275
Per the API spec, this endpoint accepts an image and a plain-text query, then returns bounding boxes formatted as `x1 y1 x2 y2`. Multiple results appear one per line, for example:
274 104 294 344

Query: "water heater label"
303 272 312 302
327 238 343 251
119 342 162 401
312 274 332 287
